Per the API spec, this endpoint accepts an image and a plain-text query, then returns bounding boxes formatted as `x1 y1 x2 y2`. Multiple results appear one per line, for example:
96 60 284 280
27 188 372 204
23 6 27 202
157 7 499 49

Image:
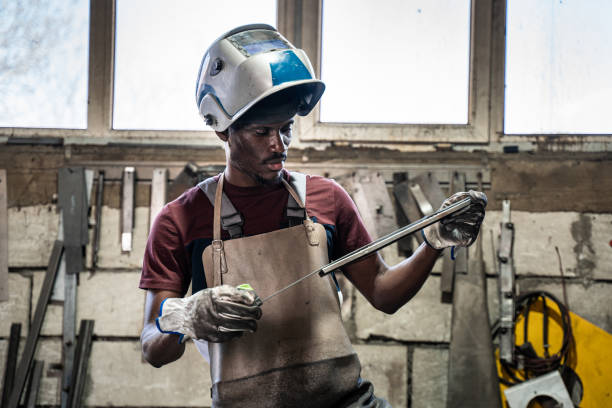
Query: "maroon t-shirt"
139 171 372 295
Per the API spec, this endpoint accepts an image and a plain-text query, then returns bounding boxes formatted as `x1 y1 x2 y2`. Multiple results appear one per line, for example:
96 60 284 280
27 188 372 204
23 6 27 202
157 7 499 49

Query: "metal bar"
498 200 515 364
68 320 95 408
262 197 472 303
92 171 104 268
149 168 168 232
1 323 21 407
121 167 135 252
408 183 434 215
61 273 77 408
0 169 7 302
24 360 44 408
7 240 63 408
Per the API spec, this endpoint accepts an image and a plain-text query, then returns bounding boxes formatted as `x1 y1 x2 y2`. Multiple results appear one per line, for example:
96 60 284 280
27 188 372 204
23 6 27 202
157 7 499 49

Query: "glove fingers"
216 299 262 320
441 213 484 226
218 316 258 333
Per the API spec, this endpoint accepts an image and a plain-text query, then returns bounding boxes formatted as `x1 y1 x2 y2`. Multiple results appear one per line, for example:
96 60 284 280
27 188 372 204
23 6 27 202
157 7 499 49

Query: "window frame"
1 0 609 147
281 0 492 145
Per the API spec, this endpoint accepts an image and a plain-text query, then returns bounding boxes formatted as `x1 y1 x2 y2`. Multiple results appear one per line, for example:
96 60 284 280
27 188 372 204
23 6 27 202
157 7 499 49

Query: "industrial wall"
0 144 610 407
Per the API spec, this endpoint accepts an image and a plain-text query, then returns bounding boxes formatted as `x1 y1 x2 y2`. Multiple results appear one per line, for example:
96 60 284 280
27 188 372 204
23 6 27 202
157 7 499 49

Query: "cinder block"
83 341 211 407
411 347 449 408
354 276 451 342
96 206 149 269
36 338 62 406
0 273 30 337
588 213 612 281
473 211 612 280
32 271 145 337
8 205 58 267
354 344 408 408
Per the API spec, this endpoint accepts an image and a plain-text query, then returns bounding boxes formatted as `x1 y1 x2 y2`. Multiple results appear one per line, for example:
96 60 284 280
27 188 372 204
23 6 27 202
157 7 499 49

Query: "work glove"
156 284 262 343
422 190 487 250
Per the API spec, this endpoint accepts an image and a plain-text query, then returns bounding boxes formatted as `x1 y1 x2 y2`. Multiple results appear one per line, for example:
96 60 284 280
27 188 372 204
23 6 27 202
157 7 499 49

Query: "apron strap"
285 172 307 226
211 174 228 286
198 175 244 238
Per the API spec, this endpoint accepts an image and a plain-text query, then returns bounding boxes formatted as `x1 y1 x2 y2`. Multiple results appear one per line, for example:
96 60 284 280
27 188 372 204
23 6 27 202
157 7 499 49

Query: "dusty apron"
200 173 361 408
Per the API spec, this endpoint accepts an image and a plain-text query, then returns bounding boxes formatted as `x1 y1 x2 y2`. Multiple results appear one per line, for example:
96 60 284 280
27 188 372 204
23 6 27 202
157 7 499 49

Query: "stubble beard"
230 157 283 186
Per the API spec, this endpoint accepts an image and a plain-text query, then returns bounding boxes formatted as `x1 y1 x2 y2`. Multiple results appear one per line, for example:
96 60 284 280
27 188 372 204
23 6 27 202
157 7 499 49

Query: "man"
139 24 486 407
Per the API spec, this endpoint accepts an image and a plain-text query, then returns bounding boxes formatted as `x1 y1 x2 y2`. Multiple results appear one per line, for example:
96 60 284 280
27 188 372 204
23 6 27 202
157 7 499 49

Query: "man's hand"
422 190 487 250
156 285 262 343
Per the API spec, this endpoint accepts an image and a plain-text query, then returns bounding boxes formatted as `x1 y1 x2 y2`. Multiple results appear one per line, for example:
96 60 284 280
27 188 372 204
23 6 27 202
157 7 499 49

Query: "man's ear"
215 130 229 142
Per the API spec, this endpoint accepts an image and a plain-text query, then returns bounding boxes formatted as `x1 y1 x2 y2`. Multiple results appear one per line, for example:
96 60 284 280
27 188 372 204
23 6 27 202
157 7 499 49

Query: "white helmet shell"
195 24 325 131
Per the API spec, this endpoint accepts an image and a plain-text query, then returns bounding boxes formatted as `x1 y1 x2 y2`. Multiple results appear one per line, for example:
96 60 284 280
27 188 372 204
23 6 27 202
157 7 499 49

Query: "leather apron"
201 174 361 408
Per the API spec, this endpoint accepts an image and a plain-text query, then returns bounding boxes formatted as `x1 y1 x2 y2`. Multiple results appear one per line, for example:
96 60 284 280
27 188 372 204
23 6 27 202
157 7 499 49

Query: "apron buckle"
303 219 320 246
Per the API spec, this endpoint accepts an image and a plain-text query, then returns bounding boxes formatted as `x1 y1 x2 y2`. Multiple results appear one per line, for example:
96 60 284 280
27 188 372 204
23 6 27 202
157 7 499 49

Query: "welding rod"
261 197 473 303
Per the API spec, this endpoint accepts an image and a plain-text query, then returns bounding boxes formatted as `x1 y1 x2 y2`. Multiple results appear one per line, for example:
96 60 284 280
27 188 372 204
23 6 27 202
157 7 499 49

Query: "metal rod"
68 320 95 408
7 241 63 408
24 360 44 408
261 197 472 303
1 323 21 407
92 170 104 268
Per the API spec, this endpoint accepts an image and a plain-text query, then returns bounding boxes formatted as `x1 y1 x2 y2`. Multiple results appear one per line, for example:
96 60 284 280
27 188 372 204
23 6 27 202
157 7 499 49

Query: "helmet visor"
227 29 292 57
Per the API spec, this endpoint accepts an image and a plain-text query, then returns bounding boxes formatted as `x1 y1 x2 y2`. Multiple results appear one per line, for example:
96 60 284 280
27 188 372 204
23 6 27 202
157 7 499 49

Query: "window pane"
113 0 276 130
320 0 471 124
0 0 89 129
505 0 612 134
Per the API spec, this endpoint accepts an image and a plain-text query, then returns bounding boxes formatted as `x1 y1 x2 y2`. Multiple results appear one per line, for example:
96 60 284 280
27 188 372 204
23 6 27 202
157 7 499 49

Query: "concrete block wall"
2 200 611 407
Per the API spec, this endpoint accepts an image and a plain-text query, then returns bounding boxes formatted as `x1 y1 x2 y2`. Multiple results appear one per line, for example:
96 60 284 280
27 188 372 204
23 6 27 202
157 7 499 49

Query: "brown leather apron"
201 174 361 408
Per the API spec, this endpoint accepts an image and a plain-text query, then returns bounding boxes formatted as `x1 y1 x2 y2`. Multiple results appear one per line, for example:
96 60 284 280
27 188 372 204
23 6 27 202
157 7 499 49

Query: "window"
504 0 612 134
0 0 90 129
113 0 276 131
320 0 471 125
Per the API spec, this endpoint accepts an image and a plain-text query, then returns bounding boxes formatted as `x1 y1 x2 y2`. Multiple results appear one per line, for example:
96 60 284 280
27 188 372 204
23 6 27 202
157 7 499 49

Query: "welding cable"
492 290 574 386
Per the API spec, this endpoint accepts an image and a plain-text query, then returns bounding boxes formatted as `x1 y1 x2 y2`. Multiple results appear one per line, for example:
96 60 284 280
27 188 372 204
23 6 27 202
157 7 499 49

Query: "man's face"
224 118 294 186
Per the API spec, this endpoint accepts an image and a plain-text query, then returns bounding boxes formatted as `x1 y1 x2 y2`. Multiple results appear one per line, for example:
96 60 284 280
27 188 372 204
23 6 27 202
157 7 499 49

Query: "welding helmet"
195 24 325 131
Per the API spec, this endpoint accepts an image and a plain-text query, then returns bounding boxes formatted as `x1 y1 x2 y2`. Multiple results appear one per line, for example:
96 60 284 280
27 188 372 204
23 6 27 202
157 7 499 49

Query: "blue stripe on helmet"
269 50 312 86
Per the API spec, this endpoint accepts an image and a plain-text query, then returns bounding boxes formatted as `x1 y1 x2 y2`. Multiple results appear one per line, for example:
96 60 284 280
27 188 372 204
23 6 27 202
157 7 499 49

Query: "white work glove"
156 284 262 343
422 190 487 250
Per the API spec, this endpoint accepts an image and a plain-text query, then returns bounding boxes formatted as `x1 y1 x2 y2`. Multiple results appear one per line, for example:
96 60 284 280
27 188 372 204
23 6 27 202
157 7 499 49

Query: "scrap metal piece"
504 370 574 408
149 168 168 232
0 169 7 302
24 360 44 408
68 319 95 408
7 241 63 408
498 200 516 364
394 178 424 246
167 162 199 202
408 183 434 215
121 167 135 252
58 167 88 275
92 170 104 268
1 323 21 407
